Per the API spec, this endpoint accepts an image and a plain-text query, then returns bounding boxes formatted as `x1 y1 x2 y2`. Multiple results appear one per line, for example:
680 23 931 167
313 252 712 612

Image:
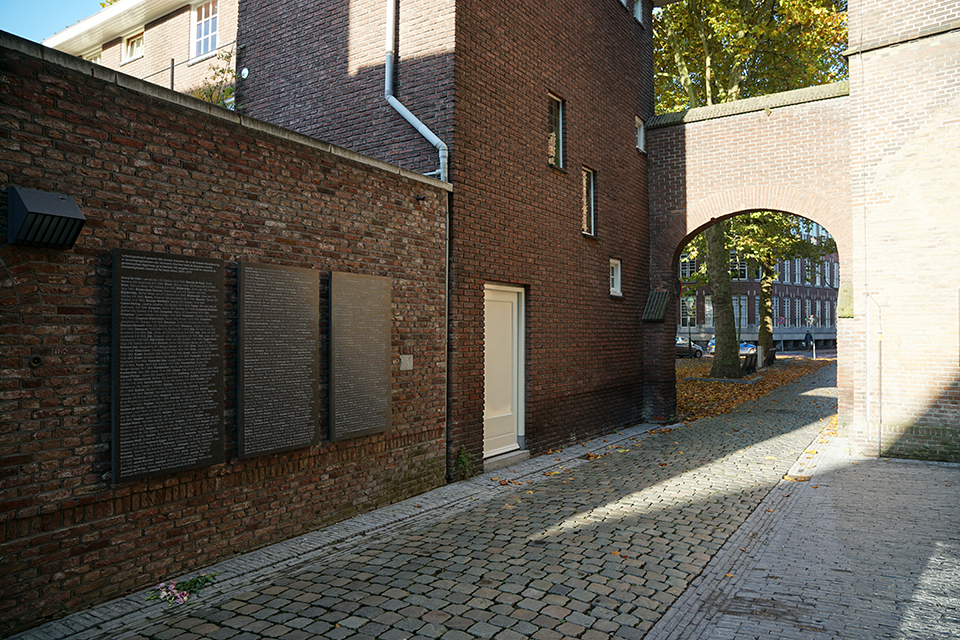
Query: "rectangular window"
833 262 839 288
795 298 802 326
754 296 760 328
680 296 696 327
679 253 697 280
194 0 219 58
84 49 102 65
582 168 596 236
123 32 144 63
610 259 622 296
732 295 747 329
635 117 645 152
704 296 714 327
815 262 822 287
548 95 564 168
729 251 747 281
773 297 780 326
634 0 645 25
805 298 812 324
815 300 822 325
783 298 790 327
794 258 802 284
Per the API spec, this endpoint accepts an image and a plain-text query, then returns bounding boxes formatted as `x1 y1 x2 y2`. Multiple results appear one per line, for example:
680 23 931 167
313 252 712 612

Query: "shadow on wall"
235 0 453 178
881 371 960 463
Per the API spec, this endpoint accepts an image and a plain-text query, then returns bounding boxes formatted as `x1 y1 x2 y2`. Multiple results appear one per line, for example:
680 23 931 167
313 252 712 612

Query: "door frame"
483 283 526 456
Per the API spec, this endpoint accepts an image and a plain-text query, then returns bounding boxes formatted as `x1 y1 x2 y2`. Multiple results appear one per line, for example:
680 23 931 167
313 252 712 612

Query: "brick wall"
236 0 455 178
0 34 449 633
239 0 655 469
646 85 852 422
450 0 653 458
847 0 960 458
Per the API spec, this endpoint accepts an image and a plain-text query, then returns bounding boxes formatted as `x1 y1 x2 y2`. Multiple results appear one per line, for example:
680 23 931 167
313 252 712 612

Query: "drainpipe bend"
384 0 448 182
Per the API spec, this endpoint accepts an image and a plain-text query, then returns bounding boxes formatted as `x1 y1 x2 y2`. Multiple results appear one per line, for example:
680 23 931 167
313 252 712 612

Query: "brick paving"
13 362 960 640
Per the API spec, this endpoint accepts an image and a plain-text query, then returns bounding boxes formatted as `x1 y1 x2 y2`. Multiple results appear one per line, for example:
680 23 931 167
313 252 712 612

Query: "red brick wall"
0 35 449 633
238 0 655 468
847 0 960 459
451 0 653 458
236 0 455 178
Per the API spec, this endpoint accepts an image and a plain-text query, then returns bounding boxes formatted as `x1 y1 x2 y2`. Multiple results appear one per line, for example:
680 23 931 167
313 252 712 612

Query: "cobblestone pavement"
15 363 960 640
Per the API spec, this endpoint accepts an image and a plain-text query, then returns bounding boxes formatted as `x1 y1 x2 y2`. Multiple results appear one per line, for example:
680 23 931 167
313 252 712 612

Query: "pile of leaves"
676 356 833 422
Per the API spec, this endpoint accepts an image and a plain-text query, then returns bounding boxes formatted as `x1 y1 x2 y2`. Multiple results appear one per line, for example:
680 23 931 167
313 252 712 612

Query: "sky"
0 0 104 43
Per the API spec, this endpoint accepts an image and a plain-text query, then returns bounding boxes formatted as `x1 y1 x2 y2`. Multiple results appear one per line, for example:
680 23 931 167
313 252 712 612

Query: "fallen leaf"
415 505 421 508
782 475 812 482
725 573 735 578
504 504 514 509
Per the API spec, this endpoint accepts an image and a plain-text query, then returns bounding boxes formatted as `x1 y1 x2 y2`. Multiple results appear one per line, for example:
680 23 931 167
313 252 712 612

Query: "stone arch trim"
686 185 851 259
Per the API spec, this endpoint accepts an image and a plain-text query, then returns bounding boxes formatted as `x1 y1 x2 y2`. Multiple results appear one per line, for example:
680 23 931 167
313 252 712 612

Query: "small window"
84 49 102 65
610 259 622 296
729 251 747 281
635 117 645 152
794 258 802 284
679 253 697 280
634 0 645 25
582 168 596 236
548 95 564 169
123 32 144 63
193 0 219 59
680 296 695 326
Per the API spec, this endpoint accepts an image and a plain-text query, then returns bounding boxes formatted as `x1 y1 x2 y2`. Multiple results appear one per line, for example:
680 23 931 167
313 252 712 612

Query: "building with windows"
678 224 840 350
235 0 656 471
43 0 237 97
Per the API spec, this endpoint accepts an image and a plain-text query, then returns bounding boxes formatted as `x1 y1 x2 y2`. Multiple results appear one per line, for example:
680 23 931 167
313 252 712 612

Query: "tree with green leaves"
655 0 846 376
654 0 848 114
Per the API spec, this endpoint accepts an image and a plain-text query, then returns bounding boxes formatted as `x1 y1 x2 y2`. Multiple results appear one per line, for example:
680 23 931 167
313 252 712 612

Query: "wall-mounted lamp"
6 186 86 250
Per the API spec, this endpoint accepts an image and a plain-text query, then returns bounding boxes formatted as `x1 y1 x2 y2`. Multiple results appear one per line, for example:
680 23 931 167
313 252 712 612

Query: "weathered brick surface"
238 0 655 467
0 35 449 634
846 1 960 459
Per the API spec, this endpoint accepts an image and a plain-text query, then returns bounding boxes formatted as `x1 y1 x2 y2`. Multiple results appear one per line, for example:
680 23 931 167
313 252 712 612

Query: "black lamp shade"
7 186 86 250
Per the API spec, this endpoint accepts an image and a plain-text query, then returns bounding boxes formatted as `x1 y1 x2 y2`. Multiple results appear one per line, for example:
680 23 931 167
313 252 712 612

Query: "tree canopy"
654 0 848 114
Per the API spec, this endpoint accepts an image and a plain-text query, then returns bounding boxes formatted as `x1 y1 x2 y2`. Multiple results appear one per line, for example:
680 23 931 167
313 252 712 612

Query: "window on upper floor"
729 251 747 281
635 117 645 153
794 258 802 284
679 253 697 280
123 32 144 64
680 296 695 327
610 259 622 297
548 95 564 169
84 49 102 65
193 0 219 59
634 0 645 25
582 167 596 236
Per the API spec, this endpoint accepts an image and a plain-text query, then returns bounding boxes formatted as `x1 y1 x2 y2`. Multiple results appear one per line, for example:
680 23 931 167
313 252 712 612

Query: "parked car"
676 336 704 358
707 338 757 355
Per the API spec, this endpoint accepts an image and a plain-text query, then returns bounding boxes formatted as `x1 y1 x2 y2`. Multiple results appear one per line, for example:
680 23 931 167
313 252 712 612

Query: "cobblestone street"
15 363 960 640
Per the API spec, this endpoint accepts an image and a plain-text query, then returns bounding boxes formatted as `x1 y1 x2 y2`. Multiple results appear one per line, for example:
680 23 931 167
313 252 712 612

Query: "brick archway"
644 84 852 424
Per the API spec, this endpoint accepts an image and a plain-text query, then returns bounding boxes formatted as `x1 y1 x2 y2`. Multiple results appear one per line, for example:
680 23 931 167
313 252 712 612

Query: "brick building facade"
237 0 656 468
44 0 238 96
0 35 450 633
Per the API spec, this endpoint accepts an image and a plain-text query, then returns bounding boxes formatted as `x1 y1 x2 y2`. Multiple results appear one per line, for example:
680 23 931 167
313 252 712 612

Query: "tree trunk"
758 260 775 359
706 223 742 378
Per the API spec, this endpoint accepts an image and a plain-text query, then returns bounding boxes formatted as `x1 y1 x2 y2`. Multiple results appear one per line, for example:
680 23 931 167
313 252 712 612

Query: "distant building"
43 0 237 97
678 223 839 350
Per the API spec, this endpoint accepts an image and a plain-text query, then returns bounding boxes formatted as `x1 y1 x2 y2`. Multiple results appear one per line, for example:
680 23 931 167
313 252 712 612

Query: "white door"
483 286 524 458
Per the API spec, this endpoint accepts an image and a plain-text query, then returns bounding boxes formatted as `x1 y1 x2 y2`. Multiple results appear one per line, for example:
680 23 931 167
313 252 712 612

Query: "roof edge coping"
648 81 849 129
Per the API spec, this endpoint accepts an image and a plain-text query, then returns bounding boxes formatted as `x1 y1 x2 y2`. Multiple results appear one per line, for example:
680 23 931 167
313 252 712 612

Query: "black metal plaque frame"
330 272 392 441
111 249 225 482
238 262 320 458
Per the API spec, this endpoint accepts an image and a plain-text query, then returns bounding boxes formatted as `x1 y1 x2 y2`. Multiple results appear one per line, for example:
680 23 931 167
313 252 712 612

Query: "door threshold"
483 449 530 473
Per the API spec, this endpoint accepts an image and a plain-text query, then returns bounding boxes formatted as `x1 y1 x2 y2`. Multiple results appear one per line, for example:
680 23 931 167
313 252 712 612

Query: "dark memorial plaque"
112 249 225 482
330 272 392 441
238 262 320 457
